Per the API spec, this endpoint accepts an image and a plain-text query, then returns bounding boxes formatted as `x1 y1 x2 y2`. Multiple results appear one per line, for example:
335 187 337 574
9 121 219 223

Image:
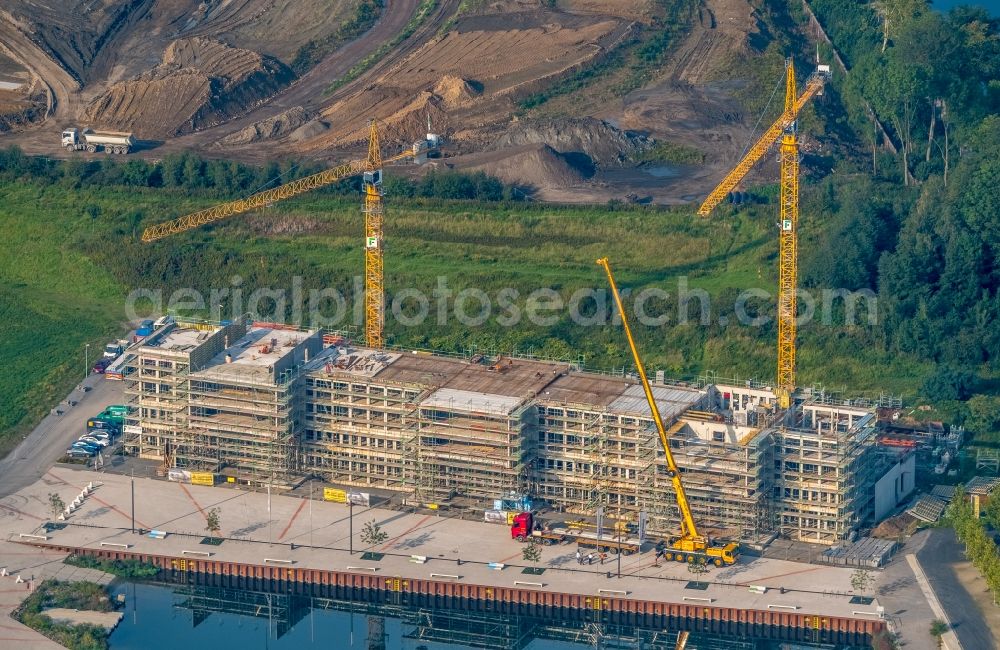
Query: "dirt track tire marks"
0 11 80 122
157 0 444 158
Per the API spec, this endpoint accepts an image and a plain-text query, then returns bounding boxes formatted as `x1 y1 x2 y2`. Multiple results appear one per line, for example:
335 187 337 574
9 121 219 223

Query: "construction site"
0 0 994 648
0 0 789 205
104 45 925 552
121 317 914 546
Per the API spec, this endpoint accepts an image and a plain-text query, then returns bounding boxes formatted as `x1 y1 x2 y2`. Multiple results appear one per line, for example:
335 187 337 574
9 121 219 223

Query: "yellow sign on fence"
190 472 215 486
324 488 347 503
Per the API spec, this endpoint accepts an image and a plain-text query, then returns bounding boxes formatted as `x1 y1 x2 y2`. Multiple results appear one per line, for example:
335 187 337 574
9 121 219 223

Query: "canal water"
107 581 868 650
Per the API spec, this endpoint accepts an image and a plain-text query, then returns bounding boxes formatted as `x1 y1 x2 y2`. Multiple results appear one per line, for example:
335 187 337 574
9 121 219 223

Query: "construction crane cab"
669 535 739 565
597 257 738 567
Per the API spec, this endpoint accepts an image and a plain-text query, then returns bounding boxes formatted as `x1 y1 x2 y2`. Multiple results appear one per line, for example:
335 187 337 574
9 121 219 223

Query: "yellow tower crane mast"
697 59 830 408
776 61 800 409
141 119 423 349
363 119 386 349
598 257 739 567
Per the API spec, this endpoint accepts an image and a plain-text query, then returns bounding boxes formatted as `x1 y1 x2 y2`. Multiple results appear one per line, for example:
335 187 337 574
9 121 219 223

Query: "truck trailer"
511 512 642 555
62 128 135 154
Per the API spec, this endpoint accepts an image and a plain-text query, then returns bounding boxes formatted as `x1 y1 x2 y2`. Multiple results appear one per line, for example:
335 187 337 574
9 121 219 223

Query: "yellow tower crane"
141 119 423 348
775 61 801 409
697 59 830 408
363 119 386 348
598 257 739 567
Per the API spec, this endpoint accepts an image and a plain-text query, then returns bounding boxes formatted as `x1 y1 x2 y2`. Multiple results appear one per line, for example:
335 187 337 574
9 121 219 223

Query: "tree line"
0 147 514 203
948 486 1000 605
800 1 1000 438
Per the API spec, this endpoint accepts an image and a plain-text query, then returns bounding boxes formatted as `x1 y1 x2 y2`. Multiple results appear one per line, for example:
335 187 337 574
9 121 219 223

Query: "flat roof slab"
421 387 524 415
538 372 631 408
371 352 466 386
608 385 704 420
138 326 212 354
442 358 567 399
194 327 315 383
305 346 402 379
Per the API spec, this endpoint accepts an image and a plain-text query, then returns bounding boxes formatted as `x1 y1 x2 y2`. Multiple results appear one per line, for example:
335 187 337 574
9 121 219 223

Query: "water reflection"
108 581 863 650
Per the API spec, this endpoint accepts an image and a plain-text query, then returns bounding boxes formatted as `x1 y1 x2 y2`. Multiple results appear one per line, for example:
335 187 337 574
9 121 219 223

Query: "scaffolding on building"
301 373 422 491
412 403 533 503
772 404 881 544
125 330 895 545
533 396 773 541
174 367 300 482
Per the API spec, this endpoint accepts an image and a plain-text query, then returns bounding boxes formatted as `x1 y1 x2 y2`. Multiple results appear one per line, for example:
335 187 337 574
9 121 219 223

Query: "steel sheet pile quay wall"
17 539 885 646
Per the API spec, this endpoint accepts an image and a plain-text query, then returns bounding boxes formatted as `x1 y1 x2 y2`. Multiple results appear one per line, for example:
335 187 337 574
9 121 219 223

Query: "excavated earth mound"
85 37 294 138
487 117 652 165
459 143 586 190
433 75 481 109
219 106 310 146
288 119 330 143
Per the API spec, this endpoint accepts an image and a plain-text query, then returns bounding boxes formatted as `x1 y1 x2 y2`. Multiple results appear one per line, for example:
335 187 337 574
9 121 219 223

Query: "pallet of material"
818 537 898 568
906 495 947 523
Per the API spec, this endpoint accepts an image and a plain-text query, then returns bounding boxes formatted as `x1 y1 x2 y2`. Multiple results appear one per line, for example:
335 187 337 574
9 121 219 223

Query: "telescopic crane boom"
597 257 738 567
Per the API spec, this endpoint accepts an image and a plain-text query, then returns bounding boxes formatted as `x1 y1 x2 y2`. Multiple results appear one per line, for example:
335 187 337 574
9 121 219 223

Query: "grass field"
0 179 936 453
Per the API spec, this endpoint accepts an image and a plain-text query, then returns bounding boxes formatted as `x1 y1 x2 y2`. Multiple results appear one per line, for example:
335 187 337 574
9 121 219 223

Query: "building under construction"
123 319 913 545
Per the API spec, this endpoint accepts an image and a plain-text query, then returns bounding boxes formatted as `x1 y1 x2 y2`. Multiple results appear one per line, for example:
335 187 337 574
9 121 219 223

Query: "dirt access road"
0 10 80 122
159 0 438 160
0 0 447 161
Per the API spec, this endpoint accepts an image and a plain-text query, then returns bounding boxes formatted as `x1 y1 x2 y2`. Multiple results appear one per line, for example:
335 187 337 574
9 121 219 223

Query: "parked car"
71 441 100 453
79 436 108 447
65 448 94 459
92 358 112 374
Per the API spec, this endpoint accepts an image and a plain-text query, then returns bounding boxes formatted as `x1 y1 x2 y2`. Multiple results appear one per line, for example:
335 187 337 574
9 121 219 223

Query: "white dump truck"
62 127 135 154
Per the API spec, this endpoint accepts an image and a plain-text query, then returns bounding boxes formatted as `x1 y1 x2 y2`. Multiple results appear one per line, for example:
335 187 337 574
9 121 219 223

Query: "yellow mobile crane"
141 119 425 349
697 60 830 408
597 257 739 567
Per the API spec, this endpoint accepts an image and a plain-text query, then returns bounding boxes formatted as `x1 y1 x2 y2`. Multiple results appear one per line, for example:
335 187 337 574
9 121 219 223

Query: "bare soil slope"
0 0 796 206
0 0 356 137
285 8 631 154
609 0 763 164
0 49 43 131
86 37 294 137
